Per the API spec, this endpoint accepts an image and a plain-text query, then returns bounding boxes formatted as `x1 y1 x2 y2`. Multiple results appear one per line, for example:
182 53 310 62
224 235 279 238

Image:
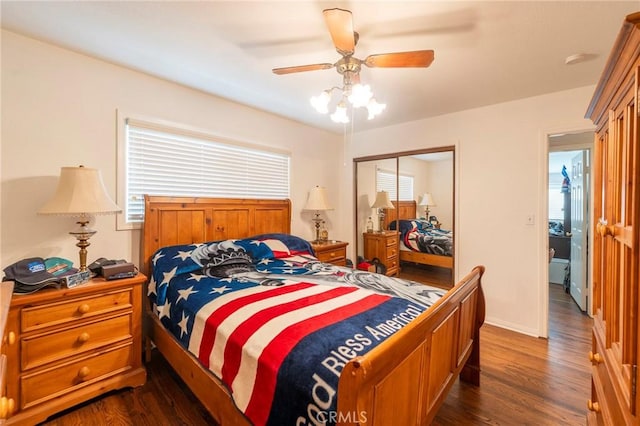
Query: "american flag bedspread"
148 233 446 425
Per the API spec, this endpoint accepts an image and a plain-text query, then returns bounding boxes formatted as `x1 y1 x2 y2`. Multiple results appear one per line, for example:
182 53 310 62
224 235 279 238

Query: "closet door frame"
353 146 455 279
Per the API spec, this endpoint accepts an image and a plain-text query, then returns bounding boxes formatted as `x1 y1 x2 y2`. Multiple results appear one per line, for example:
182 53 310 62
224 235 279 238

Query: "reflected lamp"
371 191 394 232
418 193 435 219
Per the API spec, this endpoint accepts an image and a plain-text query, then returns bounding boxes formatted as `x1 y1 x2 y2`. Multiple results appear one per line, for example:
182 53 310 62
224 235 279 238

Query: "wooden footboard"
145 266 484 426
399 249 454 269
337 265 484 425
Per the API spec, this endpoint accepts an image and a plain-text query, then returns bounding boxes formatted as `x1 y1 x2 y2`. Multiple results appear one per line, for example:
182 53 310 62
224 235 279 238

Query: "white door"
570 151 588 311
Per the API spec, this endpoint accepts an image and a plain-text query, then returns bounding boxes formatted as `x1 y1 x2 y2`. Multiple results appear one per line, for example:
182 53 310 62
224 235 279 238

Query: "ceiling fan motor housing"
335 56 362 75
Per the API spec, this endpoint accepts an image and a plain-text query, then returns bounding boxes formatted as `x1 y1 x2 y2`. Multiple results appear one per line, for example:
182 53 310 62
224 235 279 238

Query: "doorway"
547 132 592 323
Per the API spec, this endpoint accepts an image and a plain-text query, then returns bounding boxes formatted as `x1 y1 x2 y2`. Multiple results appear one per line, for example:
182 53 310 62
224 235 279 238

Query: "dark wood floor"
41 277 591 425
399 262 454 288
433 284 591 425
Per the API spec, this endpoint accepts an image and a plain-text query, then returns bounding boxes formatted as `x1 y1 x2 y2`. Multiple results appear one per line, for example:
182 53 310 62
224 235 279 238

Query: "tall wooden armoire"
585 11 640 425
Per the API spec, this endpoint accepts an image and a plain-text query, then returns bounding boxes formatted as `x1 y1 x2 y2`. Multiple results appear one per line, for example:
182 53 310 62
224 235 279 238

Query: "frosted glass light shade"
348 84 373 108
366 98 386 120
330 101 349 124
310 90 331 114
39 166 121 216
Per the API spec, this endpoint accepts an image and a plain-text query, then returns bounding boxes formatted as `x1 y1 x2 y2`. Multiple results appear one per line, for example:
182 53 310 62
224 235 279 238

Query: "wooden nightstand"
310 241 349 266
0 274 147 425
0 282 14 423
363 231 399 276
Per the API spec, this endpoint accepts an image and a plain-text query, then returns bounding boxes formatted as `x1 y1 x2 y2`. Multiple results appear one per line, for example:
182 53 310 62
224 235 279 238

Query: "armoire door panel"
586 12 640 422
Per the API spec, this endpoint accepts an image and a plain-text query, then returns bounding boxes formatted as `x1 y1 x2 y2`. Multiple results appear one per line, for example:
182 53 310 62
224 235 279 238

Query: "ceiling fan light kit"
273 8 434 124
310 81 386 123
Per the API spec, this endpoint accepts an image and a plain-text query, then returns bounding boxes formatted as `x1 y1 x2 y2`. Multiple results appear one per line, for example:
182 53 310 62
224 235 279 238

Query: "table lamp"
38 166 122 271
304 186 332 243
418 193 435 219
371 191 394 232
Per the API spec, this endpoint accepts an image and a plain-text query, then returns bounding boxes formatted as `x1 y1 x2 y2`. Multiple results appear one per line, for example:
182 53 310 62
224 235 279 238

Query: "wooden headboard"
382 200 417 229
141 195 291 276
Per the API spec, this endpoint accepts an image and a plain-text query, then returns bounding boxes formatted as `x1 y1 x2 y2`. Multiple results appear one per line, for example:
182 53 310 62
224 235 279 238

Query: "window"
548 180 566 221
119 118 290 227
376 169 414 201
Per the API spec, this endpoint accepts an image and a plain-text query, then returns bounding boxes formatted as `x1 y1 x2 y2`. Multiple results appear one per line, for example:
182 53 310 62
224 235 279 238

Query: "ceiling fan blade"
272 63 334 75
364 50 435 68
323 8 355 55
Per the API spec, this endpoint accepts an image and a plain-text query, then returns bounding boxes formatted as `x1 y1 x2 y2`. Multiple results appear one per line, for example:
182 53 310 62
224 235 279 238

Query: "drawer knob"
4 331 16 346
77 332 91 343
77 304 91 314
0 396 15 419
78 366 91 380
587 400 600 413
588 351 603 364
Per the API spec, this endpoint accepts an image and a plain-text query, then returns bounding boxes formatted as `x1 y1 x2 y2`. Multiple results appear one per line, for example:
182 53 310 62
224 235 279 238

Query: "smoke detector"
565 53 594 65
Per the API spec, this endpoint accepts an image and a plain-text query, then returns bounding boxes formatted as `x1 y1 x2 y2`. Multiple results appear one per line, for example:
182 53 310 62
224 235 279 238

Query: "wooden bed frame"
141 195 485 425
383 200 454 270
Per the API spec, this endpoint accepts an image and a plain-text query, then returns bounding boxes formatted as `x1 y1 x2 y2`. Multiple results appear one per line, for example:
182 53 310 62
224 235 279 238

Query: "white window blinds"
376 169 414 201
124 121 290 223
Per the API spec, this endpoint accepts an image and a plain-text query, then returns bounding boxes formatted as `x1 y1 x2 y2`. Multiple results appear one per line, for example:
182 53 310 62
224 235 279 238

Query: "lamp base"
312 213 323 243
69 220 96 272
311 212 322 244
378 210 386 233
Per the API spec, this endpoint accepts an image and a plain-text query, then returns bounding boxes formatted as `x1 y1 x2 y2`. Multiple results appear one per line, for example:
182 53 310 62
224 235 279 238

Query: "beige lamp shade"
304 186 332 211
418 193 435 207
38 166 121 216
371 191 394 209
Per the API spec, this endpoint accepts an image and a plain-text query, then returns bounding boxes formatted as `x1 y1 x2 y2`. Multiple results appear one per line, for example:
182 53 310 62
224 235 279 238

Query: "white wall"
347 86 596 336
1 29 599 338
421 158 453 229
1 30 343 268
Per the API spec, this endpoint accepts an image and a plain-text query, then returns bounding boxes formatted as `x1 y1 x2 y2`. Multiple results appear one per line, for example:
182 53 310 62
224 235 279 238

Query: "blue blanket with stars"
148 233 446 426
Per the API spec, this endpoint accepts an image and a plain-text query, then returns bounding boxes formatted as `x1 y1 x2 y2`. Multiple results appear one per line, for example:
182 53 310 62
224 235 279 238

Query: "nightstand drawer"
310 241 349 267
385 244 398 260
385 235 398 247
21 289 132 333
386 256 398 272
316 248 346 264
20 342 133 410
21 313 132 371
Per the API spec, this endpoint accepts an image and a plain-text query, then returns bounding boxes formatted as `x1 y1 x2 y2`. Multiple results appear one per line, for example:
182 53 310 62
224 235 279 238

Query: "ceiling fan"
273 8 435 77
272 8 435 122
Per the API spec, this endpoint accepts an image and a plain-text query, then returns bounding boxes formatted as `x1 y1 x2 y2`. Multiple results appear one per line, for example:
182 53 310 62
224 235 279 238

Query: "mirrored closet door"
354 147 455 286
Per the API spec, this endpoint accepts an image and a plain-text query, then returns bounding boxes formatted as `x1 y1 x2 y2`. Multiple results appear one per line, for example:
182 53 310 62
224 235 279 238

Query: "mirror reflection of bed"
385 200 453 287
354 148 455 287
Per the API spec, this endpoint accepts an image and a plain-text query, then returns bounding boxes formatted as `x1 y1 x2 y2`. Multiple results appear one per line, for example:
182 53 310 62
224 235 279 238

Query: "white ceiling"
2 1 638 134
